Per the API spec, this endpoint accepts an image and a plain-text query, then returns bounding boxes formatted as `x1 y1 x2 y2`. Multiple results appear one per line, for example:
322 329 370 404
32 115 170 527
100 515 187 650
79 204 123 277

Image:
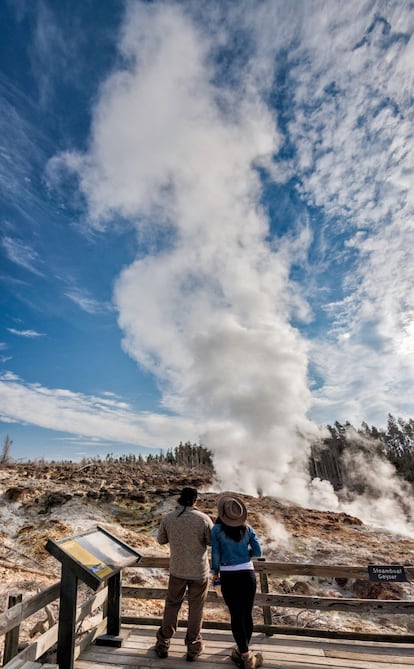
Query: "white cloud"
2 236 44 276
30 2 85 105
235 1 414 428
0 72 49 220
0 371 19 381
287 6 414 426
0 374 198 451
64 288 112 315
7 328 45 338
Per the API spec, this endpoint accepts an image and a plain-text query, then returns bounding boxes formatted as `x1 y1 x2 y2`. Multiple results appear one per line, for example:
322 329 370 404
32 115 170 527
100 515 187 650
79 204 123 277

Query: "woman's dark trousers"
221 570 257 654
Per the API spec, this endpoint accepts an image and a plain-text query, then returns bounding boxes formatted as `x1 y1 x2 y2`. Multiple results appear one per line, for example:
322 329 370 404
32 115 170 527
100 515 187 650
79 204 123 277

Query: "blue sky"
1 1 414 486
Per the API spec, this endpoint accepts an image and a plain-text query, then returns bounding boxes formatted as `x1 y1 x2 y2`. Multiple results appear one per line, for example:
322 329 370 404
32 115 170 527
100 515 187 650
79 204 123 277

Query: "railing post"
56 565 78 669
2 593 22 666
257 559 272 633
107 571 121 637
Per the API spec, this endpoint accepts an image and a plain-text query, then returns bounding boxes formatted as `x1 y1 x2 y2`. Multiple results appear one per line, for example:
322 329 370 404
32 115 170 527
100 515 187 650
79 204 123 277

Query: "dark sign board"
46 525 142 590
367 565 407 582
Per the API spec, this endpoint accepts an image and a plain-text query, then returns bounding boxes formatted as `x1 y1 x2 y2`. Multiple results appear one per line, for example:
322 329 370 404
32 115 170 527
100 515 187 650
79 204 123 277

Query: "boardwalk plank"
324 649 414 664
73 626 414 669
127 625 414 653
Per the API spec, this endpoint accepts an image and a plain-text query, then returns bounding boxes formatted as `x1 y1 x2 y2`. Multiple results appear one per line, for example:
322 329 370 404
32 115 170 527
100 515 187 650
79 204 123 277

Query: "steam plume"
53 3 317 497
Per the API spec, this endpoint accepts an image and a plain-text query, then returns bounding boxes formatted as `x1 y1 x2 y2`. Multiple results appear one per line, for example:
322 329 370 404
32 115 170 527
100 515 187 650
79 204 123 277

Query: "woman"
211 493 263 669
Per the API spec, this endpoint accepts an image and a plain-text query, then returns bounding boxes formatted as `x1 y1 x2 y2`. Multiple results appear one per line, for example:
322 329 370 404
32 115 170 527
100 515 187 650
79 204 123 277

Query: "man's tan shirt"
157 505 213 580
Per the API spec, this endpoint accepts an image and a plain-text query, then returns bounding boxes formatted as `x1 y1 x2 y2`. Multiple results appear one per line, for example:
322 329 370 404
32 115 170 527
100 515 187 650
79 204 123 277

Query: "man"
155 486 213 661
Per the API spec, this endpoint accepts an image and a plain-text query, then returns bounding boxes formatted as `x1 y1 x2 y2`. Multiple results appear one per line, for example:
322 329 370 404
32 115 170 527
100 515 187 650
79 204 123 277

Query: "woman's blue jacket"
211 523 262 574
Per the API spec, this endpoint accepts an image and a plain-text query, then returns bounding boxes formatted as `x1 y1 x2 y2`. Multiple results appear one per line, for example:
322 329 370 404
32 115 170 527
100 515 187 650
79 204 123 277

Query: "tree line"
0 437 213 469
149 441 214 468
310 413 414 490
3 414 414 491
103 441 214 468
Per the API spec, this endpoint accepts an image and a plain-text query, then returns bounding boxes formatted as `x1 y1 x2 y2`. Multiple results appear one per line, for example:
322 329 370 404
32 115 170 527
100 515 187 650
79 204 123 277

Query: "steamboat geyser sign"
367 565 408 582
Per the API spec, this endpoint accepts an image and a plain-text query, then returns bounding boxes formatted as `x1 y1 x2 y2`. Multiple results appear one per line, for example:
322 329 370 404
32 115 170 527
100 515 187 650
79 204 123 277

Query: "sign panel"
367 565 407 582
46 525 142 589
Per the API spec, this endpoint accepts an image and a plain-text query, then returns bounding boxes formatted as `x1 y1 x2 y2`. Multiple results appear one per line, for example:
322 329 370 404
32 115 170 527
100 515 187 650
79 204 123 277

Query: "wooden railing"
1 558 414 667
0 583 108 668
122 557 414 642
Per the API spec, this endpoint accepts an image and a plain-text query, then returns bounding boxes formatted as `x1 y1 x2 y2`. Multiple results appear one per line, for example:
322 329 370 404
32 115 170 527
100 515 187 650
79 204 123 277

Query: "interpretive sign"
367 565 407 582
46 525 142 590
46 526 142 669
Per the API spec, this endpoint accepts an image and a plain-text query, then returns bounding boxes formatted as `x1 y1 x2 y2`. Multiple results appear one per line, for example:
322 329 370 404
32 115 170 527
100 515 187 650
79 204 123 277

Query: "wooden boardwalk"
74 625 414 668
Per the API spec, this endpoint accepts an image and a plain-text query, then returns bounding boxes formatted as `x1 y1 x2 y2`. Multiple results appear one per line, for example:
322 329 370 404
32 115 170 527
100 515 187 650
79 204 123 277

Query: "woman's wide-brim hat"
217 493 247 527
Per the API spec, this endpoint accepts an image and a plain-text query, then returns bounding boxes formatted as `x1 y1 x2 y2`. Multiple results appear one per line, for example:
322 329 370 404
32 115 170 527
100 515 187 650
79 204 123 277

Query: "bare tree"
0 434 13 464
